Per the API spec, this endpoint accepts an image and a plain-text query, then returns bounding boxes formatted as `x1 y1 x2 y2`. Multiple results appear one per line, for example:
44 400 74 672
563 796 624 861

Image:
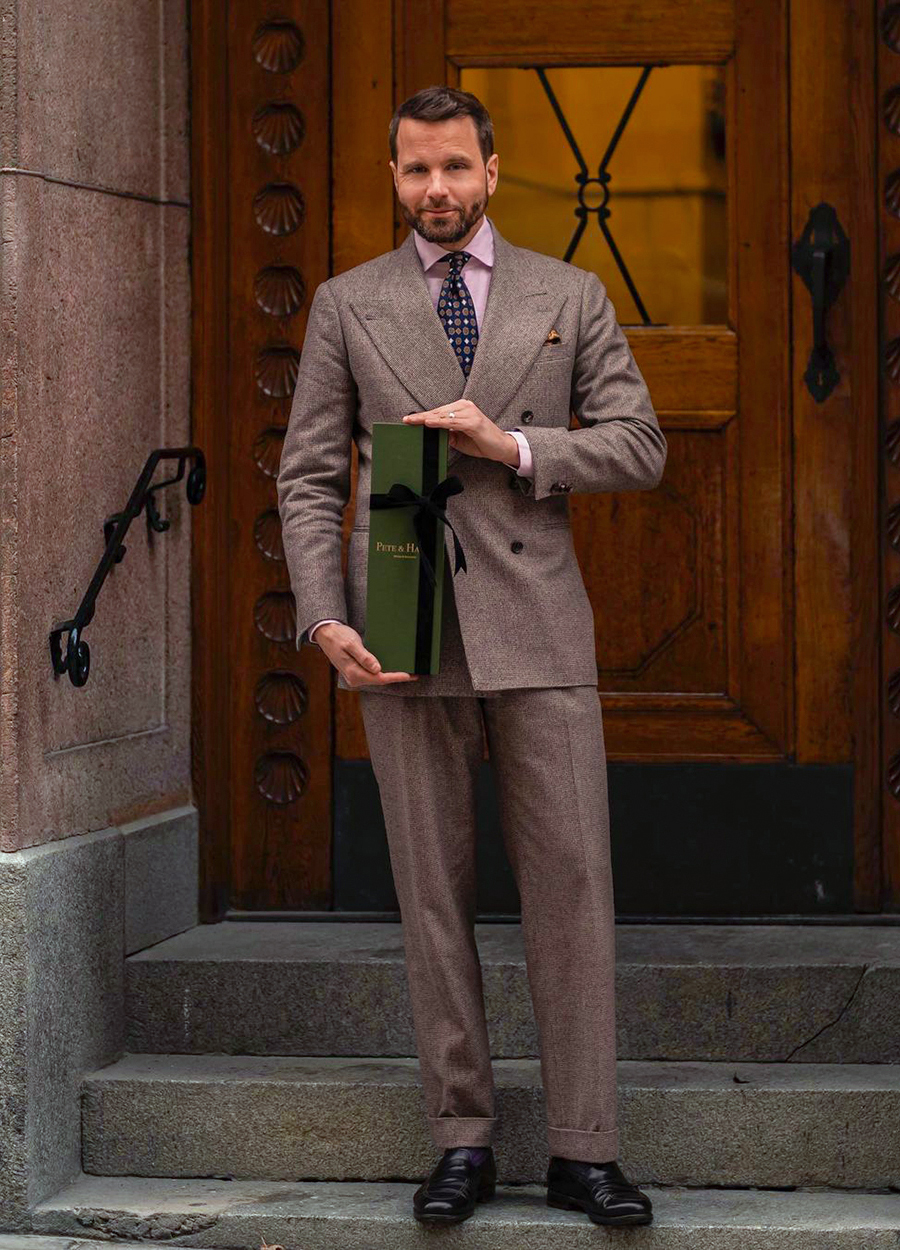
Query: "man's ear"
389 159 399 190
486 153 499 194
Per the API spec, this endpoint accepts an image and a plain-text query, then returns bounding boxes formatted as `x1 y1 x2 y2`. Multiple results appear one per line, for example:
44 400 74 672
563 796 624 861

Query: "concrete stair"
29 921 900 1246
81 1052 900 1189
29 1175 900 1249
124 920 900 1061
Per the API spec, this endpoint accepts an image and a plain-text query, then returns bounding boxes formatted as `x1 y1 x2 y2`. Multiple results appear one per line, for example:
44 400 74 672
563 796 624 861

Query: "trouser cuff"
428 1115 496 1147
547 1124 619 1161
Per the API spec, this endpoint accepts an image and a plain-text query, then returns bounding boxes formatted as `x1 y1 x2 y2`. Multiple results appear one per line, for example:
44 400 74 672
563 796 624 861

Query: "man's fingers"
343 661 419 687
317 629 418 684
346 639 381 672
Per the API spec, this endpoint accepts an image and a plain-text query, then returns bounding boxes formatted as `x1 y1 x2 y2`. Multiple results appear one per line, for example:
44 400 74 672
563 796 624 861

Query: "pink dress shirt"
308 215 533 645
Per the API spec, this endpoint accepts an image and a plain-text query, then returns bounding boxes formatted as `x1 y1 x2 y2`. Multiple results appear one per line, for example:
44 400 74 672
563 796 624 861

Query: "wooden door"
193 0 879 919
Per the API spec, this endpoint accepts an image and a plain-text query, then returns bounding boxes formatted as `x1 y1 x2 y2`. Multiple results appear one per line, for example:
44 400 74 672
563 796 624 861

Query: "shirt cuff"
308 618 343 644
509 428 534 478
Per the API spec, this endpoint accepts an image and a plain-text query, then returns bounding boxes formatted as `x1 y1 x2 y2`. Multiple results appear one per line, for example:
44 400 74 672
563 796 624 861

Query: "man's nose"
426 173 450 200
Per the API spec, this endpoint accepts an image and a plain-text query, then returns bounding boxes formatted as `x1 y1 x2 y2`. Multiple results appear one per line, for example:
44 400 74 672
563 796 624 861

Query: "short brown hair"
389 85 494 166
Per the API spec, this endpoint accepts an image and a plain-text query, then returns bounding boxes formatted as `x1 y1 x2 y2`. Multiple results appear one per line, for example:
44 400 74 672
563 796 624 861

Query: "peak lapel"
451 226 569 469
349 231 465 412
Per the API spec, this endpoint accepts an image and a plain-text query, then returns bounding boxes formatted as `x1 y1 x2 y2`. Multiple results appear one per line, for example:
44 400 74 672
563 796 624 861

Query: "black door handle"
791 202 850 402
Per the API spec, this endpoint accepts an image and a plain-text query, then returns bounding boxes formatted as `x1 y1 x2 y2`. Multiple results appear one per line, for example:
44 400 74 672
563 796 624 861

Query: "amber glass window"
459 66 728 326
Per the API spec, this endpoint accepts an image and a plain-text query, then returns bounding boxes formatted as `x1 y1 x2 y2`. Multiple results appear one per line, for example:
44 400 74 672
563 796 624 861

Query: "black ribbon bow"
368 474 467 587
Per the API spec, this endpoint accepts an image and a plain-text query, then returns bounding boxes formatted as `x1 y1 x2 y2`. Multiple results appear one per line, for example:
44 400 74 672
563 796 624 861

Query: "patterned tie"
437 250 479 377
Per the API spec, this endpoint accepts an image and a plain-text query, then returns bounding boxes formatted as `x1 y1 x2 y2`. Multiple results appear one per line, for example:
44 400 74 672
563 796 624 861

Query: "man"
276 85 666 1228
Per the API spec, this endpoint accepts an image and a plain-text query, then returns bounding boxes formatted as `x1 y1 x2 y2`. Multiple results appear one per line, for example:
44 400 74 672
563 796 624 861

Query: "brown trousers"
358 683 619 1162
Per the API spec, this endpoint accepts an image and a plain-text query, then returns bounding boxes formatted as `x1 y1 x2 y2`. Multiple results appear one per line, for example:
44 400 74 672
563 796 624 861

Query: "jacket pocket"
534 345 572 369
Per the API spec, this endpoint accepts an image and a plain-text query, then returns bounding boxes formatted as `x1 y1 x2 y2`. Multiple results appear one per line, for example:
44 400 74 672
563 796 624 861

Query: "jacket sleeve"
276 279 356 650
513 269 666 501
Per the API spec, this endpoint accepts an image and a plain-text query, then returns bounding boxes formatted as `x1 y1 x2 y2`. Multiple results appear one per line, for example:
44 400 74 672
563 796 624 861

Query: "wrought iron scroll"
49 446 206 688
533 65 654 325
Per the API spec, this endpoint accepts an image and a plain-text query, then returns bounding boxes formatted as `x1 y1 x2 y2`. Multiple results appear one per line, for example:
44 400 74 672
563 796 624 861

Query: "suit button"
511 540 524 553
521 410 534 424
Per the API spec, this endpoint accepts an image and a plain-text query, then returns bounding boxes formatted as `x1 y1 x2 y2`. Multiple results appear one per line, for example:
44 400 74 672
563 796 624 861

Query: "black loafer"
546 1156 653 1225
413 1146 497 1224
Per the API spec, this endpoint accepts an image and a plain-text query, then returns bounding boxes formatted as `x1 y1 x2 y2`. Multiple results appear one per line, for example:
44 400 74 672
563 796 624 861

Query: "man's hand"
315 622 420 687
403 400 520 467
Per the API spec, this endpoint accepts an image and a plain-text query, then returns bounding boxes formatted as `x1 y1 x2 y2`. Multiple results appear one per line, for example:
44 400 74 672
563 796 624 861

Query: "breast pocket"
534 343 573 369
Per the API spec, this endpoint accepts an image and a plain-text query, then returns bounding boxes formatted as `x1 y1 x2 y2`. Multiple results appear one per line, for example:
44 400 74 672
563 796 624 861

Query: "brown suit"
276 219 666 1160
276 219 666 695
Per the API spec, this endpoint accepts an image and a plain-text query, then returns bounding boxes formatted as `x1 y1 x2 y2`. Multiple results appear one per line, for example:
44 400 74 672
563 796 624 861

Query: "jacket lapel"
457 228 568 466
349 220 569 470
349 231 467 412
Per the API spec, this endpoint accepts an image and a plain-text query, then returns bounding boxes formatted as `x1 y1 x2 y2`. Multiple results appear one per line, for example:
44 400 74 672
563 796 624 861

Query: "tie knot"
447 250 471 272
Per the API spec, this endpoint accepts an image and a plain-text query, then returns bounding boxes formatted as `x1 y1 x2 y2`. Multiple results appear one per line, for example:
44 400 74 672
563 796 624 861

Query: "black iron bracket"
790 202 850 402
49 445 206 687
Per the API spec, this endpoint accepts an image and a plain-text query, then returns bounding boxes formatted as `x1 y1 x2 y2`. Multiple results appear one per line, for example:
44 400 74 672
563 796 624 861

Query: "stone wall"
0 0 196 1231
0 0 192 852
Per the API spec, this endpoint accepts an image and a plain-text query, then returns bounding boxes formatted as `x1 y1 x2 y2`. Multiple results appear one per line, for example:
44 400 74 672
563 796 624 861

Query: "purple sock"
453 1146 489 1164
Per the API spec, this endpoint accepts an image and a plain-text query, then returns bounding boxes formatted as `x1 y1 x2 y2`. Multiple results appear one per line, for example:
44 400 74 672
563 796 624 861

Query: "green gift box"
364 422 467 674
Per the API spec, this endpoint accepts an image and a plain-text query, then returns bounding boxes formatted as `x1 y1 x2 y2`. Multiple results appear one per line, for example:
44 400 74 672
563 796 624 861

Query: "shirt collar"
412 214 495 273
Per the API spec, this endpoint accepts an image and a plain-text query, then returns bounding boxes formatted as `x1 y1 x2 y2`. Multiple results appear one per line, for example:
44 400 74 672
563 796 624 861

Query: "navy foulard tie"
437 250 478 377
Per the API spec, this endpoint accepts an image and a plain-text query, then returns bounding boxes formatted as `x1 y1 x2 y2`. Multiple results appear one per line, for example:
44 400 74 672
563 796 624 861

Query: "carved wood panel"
227 2 332 909
391 0 791 760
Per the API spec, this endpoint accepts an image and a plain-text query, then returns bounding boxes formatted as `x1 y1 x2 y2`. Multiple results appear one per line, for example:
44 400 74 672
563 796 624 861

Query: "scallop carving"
254 589 296 643
887 169 900 219
883 3 900 53
252 102 306 155
885 87 900 136
252 426 286 478
254 509 285 561
255 344 301 398
888 420 900 467
888 584 900 635
255 751 309 805
252 20 305 73
889 502 900 552
889 668 900 719
886 254 900 302
255 670 308 724
255 265 306 317
253 183 306 236
888 748 900 800
887 337 900 384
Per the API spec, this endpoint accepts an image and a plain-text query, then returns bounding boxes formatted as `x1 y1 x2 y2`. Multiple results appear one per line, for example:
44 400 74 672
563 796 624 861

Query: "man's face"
390 116 499 248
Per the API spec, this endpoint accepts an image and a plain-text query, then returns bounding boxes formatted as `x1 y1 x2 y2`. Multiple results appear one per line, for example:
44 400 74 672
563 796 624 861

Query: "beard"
400 180 489 245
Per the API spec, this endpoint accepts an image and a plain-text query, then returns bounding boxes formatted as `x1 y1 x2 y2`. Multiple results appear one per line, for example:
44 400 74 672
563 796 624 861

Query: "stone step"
126 920 900 1061
82 1052 900 1189
31 1173 900 1248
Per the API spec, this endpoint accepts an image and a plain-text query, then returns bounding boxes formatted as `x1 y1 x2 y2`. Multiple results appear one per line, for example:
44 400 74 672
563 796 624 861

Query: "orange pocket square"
544 328 561 344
